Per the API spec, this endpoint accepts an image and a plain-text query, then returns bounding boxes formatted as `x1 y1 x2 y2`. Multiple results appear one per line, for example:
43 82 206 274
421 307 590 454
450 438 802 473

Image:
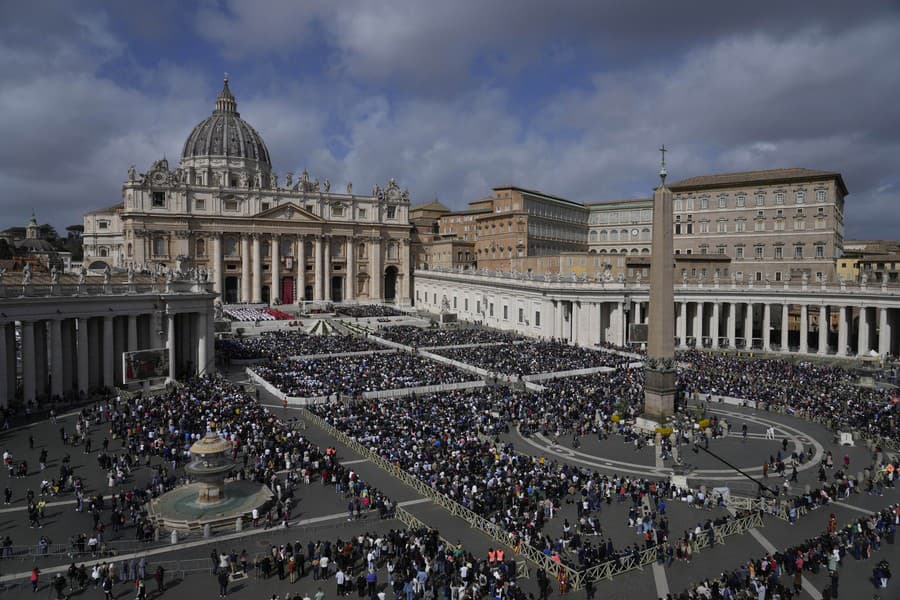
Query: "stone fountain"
149 432 273 533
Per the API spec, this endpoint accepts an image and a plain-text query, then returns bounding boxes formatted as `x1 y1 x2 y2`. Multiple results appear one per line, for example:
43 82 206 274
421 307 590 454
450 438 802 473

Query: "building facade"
668 168 846 283
83 78 413 305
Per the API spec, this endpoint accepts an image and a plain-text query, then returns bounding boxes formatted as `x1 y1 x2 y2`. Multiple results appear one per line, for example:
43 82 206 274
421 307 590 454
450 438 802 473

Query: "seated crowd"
431 340 631 376
677 350 898 443
217 331 380 360
378 326 525 348
224 306 292 322
253 352 478 397
335 305 404 318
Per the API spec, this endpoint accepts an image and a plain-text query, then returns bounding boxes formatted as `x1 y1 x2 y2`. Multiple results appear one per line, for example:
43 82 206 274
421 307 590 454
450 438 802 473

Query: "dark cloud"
0 1 897 239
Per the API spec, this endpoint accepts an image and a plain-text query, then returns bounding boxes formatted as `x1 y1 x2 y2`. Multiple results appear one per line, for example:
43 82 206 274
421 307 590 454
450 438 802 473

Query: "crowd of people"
676 350 898 443
217 331 381 360
253 352 477 397
673 504 897 599
224 306 292 322
309 386 749 572
377 326 525 348
432 340 631 376
336 305 404 318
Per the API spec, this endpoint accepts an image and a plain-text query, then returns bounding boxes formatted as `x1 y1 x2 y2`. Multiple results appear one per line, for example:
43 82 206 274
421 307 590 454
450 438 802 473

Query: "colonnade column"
251 234 262 304
781 304 789 351
799 305 809 354
167 313 176 382
296 235 307 303
212 234 223 296
127 315 138 352
22 321 35 403
197 312 208 375
346 236 355 301
762 303 771 352
270 234 280 304
3 325 13 404
817 305 828 355
837 306 848 356
76 318 89 395
323 236 332 302
240 234 251 303
103 316 114 388
50 318 63 398
617 301 625 346
727 303 737 349
677 302 687 347
693 302 703 347
879 307 892 357
858 306 870 355
744 302 754 349
710 302 720 349
314 237 323 302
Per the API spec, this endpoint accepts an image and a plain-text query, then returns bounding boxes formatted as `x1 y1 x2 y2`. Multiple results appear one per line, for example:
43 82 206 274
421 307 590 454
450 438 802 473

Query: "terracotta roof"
668 168 848 195
410 199 451 213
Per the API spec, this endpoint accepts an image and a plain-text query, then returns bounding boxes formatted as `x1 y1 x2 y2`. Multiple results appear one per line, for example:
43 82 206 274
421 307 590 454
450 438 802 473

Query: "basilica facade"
83 78 412 305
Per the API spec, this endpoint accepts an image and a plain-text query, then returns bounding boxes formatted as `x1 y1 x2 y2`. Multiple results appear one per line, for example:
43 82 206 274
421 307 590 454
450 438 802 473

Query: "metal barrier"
302 408 765 589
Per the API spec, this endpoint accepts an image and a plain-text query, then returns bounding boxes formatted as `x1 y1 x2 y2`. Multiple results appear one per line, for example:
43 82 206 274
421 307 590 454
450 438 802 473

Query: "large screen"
122 348 169 384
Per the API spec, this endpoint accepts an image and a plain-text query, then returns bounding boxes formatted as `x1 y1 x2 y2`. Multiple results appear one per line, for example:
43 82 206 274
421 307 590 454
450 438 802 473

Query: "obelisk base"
643 368 676 419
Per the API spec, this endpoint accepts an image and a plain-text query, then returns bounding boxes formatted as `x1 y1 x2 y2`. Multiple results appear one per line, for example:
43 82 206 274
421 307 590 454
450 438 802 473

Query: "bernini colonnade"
415 269 900 358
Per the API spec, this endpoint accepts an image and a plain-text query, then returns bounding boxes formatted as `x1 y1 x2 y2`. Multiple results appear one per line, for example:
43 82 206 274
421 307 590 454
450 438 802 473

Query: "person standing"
155 565 165 594
30 566 40 593
218 569 230 598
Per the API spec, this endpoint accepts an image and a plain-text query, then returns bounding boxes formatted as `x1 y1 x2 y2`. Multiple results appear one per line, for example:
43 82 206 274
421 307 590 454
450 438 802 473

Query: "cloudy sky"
1 1 898 238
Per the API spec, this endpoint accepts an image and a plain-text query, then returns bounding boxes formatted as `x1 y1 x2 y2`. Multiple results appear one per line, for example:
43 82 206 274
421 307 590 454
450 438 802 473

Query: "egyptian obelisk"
643 146 676 418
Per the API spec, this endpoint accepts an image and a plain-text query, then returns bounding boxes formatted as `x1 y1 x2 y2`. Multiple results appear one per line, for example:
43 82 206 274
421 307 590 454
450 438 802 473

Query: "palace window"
718 196 727 209
815 245 825 258
755 246 764 259
775 192 785 205
775 246 783 259
816 190 826 202
717 220 727 233
535 311 541 327
224 199 238 211
755 194 765 207
735 247 744 259
794 246 804 258
700 197 709 210
735 220 746 233
386 206 397 219
736 195 746 208
98 221 109 230
332 206 344 217
795 191 805 204
152 192 165 208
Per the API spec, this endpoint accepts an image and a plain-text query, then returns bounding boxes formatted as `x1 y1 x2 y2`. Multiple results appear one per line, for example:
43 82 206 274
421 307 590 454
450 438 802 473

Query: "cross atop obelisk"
642 145 676 419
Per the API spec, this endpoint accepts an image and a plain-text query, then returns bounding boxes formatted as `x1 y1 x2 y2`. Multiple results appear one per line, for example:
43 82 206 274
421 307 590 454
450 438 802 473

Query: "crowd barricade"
522 365 615 383
288 349 396 361
301 408 765 589
418 350 497 380
362 380 486 400
368 335 415 351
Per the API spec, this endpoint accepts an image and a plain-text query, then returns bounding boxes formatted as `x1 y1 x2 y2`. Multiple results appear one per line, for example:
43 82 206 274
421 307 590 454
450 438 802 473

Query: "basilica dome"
181 77 271 168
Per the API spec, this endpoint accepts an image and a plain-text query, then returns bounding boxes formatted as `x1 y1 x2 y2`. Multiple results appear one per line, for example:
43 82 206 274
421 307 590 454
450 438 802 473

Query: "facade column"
197 312 208 375
634 299 642 325
693 302 703 347
50 318 63 398
76 318 89 395
314 236 323 302
251 234 262 304
817 305 828 355
370 237 383 301
837 306 848 356
400 239 411 304
0 324 7 408
744 302 754 349
323 236 332 302
22 321 35 404
103 316 114 388
212 234 223 297
3 325 14 404
678 301 687 347
762 303 771 352
270 234 280 304
616 301 625 346
296 235 307 303
878 307 891 357
346 236 355 301
34 322 47 400
167 313 177 382
858 306 870 355
127 315 138 352
781 304 789 351
240 234 251 303
710 302 720 349
799 304 808 354
727 302 737 349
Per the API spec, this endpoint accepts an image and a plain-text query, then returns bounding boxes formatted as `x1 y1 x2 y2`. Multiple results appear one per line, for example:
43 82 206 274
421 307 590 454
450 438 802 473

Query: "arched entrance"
384 266 398 302
304 284 313 302
224 277 239 303
281 277 294 304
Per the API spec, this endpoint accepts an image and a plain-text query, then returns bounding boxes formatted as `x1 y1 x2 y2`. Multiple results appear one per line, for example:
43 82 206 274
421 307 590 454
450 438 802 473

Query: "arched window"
642 228 651 241
641 248 650 254
589 231 597 242
610 230 619 242
599 230 608 242
99 247 108 257
126 243 133 257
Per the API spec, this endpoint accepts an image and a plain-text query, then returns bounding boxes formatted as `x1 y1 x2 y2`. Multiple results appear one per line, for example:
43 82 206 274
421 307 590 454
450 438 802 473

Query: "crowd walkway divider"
301 408 766 590
522 365 615 383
